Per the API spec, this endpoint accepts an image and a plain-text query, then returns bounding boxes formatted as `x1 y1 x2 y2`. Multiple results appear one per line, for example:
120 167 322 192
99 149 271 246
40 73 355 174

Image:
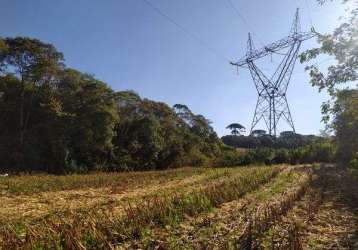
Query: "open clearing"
0 164 357 249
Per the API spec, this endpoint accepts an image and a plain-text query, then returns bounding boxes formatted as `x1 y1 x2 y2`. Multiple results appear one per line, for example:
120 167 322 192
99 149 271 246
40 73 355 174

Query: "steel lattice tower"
231 9 315 136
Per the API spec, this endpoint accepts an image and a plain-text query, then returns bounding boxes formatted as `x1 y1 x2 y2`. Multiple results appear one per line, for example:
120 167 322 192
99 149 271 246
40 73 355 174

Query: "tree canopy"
222 132 325 150
226 123 246 135
300 0 358 165
0 37 221 174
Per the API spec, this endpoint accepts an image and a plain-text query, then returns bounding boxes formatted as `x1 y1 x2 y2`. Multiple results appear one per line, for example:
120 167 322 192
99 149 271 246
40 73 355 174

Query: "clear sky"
0 0 348 136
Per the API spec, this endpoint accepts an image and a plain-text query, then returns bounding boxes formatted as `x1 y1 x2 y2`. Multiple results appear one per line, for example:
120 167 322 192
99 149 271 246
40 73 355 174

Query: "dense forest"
0 37 334 174
0 0 357 176
0 37 223 174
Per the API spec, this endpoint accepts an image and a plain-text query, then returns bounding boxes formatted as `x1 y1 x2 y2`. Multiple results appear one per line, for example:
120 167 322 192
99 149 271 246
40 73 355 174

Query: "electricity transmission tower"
231 9 315 136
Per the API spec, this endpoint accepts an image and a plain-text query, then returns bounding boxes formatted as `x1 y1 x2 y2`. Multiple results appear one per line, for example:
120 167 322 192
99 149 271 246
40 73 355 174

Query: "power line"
304 0 314 28
140 0 231 62
225 0 265 47
298 0 314 28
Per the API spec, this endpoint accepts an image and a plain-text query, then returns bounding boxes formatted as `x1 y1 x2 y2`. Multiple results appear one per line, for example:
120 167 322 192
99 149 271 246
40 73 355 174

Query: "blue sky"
0 0 348 136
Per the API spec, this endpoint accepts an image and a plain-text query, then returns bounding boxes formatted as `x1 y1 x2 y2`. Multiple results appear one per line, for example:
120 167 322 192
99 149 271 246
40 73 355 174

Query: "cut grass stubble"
0 166 282 249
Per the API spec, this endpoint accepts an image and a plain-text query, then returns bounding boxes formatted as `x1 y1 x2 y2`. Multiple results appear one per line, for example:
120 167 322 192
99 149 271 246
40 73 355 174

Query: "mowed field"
1 165 357 249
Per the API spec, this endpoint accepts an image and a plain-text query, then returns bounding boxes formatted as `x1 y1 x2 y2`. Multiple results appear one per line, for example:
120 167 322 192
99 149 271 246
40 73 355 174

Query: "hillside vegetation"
0 37 335 175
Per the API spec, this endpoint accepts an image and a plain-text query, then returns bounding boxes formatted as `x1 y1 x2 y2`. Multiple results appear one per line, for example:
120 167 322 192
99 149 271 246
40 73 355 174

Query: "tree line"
1 0 356 175
222 130 327 149
219 126 334 167
0 37 332 175
0 37 220 174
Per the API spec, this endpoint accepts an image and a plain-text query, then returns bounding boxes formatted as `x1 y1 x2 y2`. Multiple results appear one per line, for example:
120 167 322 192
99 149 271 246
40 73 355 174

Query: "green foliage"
214 141 333 167
250 148 275 165
226 123 246 135
222 133 326 149
349 154 358 176
0 35 338 174
329 90 358 164
0 37 65 173
187 149 212 167
272 148 290 164
300 0 357 164
0 37 221 173
111 94 220 171
214 149 250 167
251 129 267 137
58 69 119 171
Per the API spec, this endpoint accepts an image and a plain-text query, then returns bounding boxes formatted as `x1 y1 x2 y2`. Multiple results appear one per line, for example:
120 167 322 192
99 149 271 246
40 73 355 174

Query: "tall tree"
300 0 357 164
0 37 64 169
226 123 246 136
58 69 119 171
328 89 358 163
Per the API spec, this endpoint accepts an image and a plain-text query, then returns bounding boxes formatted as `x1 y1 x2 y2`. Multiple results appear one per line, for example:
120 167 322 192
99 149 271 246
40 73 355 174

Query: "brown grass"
1 164 357 249
0 166 281 249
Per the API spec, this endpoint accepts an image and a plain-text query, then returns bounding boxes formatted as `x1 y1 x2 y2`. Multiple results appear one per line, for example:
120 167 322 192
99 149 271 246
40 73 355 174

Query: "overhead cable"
225 0 265 47
140 0 231 62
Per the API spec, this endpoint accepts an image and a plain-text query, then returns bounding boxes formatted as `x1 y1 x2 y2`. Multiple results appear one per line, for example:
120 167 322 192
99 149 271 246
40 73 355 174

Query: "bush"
272 148 290 164
214 141 334 168
248 148 275 165
214 150 247 167
349 154 358 175
187 149 212 167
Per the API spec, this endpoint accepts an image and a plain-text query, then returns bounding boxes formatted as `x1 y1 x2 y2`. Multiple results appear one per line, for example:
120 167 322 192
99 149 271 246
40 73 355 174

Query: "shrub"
187 149 212 167
248 148 275 165
272 149 290 164
349 154 358 176
214 150 246 167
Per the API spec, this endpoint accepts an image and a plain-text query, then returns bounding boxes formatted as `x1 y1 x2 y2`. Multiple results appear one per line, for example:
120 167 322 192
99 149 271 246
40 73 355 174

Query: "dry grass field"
0 164 357 249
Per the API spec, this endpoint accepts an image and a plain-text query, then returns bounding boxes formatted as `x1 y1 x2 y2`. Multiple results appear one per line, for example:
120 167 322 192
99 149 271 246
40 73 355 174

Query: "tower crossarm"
230 31 315 67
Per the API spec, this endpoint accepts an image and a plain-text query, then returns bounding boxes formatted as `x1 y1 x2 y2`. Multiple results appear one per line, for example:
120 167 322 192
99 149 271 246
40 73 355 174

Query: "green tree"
0 37 64 172
0 37 64 146
251 129 267 137
0 36 223 174
113 97 184 170
300 0 357 164
226 123 246 136
328 89 358 163
58 69 119 172
0 38 120 174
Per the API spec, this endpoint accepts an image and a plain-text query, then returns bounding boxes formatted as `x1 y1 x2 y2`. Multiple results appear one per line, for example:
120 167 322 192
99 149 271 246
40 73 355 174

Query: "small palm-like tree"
226 123 246 136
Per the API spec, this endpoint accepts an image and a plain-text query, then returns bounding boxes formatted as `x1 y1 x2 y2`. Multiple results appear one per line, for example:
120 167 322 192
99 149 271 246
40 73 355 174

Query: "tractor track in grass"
0 168 242 224
123 165 311 249
0 166 283 248
262 164 358 249
2 164 355 249
171 164 358 250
